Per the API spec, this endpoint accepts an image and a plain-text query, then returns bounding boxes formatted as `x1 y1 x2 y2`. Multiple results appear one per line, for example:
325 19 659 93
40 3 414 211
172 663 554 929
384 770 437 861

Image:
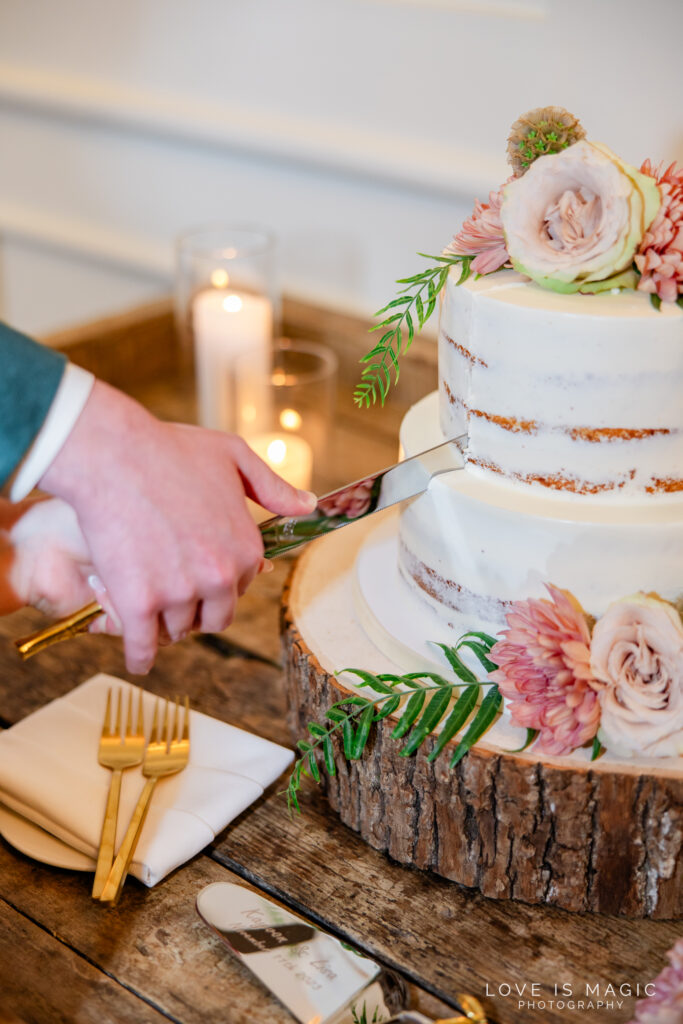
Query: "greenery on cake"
285 587 682 810
355 106 683 408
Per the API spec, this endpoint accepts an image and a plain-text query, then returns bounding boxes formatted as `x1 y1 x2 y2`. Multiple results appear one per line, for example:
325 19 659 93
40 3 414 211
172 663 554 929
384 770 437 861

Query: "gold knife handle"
14 600 103 660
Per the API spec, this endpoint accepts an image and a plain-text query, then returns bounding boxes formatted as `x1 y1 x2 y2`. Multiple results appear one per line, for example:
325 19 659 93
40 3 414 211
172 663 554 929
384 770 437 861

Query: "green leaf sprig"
354 253 473 409
285 632 502 813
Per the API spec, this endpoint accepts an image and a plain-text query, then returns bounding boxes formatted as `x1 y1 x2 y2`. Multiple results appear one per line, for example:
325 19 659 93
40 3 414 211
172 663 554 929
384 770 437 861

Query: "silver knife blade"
260 434 467 558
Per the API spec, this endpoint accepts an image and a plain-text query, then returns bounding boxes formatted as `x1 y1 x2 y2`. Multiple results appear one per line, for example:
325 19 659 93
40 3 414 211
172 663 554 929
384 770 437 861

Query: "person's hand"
40 380 317 674
0 496 113 621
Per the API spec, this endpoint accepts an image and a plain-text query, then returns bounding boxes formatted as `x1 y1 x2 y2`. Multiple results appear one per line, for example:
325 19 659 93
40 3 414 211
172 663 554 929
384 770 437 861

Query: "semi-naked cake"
399 270 683 638
282 108 683 919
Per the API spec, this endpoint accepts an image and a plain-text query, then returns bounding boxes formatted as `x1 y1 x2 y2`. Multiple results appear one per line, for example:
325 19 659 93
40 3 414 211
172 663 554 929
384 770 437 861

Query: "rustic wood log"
281 570 683 920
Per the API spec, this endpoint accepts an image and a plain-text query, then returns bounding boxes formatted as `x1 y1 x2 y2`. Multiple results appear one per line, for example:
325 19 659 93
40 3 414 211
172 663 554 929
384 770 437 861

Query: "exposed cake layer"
439 270 683 499
400 393 683 635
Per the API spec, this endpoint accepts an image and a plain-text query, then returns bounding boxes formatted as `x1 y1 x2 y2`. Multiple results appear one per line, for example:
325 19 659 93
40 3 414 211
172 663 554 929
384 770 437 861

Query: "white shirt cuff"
10 364 95 501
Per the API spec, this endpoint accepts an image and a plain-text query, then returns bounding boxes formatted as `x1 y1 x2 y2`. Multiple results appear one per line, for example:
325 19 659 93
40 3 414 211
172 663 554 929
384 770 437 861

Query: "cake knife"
14 434 467 659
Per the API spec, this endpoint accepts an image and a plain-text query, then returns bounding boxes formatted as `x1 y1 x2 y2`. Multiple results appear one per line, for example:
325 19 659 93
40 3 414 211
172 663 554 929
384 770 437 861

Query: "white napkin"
0 673 294 886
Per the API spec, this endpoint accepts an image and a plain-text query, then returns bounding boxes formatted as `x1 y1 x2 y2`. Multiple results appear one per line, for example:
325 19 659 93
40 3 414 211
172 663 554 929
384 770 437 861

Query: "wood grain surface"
1 603 680 1024
0 302 675 1024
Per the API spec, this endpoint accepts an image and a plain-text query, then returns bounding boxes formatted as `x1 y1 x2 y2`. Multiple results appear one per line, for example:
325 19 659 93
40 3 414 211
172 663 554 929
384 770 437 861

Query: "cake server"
14 433 467 659
195 881 487 1024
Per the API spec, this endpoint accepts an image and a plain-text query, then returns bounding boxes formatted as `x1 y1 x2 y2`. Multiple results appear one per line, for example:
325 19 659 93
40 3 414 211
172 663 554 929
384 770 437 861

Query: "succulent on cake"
357 107 683 408
506 105 586 176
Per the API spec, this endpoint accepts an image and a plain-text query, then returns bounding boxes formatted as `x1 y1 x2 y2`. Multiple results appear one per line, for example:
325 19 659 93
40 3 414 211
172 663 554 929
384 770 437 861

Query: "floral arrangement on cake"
285 586 682 811
355 106 683 408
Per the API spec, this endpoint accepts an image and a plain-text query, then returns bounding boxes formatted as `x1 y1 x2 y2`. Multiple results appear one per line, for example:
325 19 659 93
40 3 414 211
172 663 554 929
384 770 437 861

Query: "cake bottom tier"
399 393 683 637
282 520 683 919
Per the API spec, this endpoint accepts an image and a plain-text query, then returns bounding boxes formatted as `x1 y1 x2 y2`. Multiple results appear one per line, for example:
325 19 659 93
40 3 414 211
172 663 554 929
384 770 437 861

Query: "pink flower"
490 584 599 755
628 937 683 1024
591 593 683 758
635 160 683 304
445 186 510 275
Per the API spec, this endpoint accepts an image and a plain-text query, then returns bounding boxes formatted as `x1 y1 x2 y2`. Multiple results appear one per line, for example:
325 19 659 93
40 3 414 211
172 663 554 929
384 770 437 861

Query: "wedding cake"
399 271 683 641
282 108 683 918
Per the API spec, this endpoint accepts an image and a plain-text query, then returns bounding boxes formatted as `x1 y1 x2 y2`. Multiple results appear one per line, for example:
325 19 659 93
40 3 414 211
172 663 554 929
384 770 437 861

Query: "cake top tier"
438 268 683 501
356 106 682 410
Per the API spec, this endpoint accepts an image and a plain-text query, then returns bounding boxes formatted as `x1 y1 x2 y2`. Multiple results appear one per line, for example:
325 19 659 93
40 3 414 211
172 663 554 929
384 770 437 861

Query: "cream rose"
590 593 683 758
501 141 661 294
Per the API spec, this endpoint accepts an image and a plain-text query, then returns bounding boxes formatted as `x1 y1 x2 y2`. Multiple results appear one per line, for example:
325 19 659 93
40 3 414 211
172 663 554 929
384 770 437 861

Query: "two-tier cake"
282 108 683 918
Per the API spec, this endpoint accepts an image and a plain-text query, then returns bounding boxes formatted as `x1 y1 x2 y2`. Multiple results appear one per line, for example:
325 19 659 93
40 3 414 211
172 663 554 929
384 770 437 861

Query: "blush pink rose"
591 593 683 758
501 141 661 293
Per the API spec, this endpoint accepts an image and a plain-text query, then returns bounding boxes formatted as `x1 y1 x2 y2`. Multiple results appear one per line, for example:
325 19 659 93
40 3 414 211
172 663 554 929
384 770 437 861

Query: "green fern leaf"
400 686 452 756
342 669 399 696
450 685 502 767
391 689 426 739
323 735 336 775
455 639 498 674
350 704 375 759
433 642 479 683
427 684 479 762
373 694 401 720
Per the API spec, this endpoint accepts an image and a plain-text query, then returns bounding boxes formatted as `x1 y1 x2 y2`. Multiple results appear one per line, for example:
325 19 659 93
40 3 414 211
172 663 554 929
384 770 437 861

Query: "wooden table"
1 567 680 1024
0 302 678 1023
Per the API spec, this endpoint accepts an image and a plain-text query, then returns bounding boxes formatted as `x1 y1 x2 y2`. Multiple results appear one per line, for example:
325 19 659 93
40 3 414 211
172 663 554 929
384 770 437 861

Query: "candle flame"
222 294 243 313
266 439 287 465
279 408 302 431
210 269 229 288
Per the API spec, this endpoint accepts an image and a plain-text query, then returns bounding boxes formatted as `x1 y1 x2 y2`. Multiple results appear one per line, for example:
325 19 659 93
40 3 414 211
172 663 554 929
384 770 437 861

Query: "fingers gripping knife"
195 882 490 1024
14 436 467 660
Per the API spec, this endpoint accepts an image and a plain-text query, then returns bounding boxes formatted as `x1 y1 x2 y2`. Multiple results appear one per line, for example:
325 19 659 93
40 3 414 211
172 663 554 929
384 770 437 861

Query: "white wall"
0 0 681 336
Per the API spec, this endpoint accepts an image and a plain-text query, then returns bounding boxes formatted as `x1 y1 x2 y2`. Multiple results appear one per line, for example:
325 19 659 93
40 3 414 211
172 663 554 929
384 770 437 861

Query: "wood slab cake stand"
281 530 683 921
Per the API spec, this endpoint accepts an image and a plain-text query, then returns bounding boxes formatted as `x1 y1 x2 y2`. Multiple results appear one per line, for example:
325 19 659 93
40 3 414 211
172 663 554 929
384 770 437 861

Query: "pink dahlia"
628 937 683 1024
490 584 599 755
445 186 510 275
635 160 683 304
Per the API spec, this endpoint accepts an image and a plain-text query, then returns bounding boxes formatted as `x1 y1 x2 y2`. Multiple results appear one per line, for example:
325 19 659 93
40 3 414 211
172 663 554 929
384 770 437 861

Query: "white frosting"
439 270 683 499
399 391 683 634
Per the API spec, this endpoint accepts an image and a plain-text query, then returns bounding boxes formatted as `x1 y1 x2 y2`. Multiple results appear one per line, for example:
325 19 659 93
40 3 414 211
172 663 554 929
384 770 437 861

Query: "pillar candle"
193 288 272 431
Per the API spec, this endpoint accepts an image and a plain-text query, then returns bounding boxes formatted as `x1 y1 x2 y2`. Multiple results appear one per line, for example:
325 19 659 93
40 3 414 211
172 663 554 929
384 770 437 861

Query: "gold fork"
92 687 145 898
99 696 190 903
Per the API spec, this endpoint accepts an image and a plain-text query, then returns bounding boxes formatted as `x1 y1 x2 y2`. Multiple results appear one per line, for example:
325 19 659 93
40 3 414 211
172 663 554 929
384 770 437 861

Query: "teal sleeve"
0 321 67 490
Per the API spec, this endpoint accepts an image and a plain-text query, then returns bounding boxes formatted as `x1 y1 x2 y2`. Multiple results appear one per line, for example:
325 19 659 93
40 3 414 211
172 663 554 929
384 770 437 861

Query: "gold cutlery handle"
100 776 158 903
14 601 103 660
92 768 122 899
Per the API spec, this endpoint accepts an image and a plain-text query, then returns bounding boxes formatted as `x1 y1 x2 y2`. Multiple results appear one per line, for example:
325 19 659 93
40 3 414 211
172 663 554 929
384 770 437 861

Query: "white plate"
0 804 95 871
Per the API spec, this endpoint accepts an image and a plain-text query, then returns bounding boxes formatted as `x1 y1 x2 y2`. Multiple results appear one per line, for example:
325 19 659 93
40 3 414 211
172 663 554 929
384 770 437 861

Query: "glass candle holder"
175 224 278 432
235 339 338 494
